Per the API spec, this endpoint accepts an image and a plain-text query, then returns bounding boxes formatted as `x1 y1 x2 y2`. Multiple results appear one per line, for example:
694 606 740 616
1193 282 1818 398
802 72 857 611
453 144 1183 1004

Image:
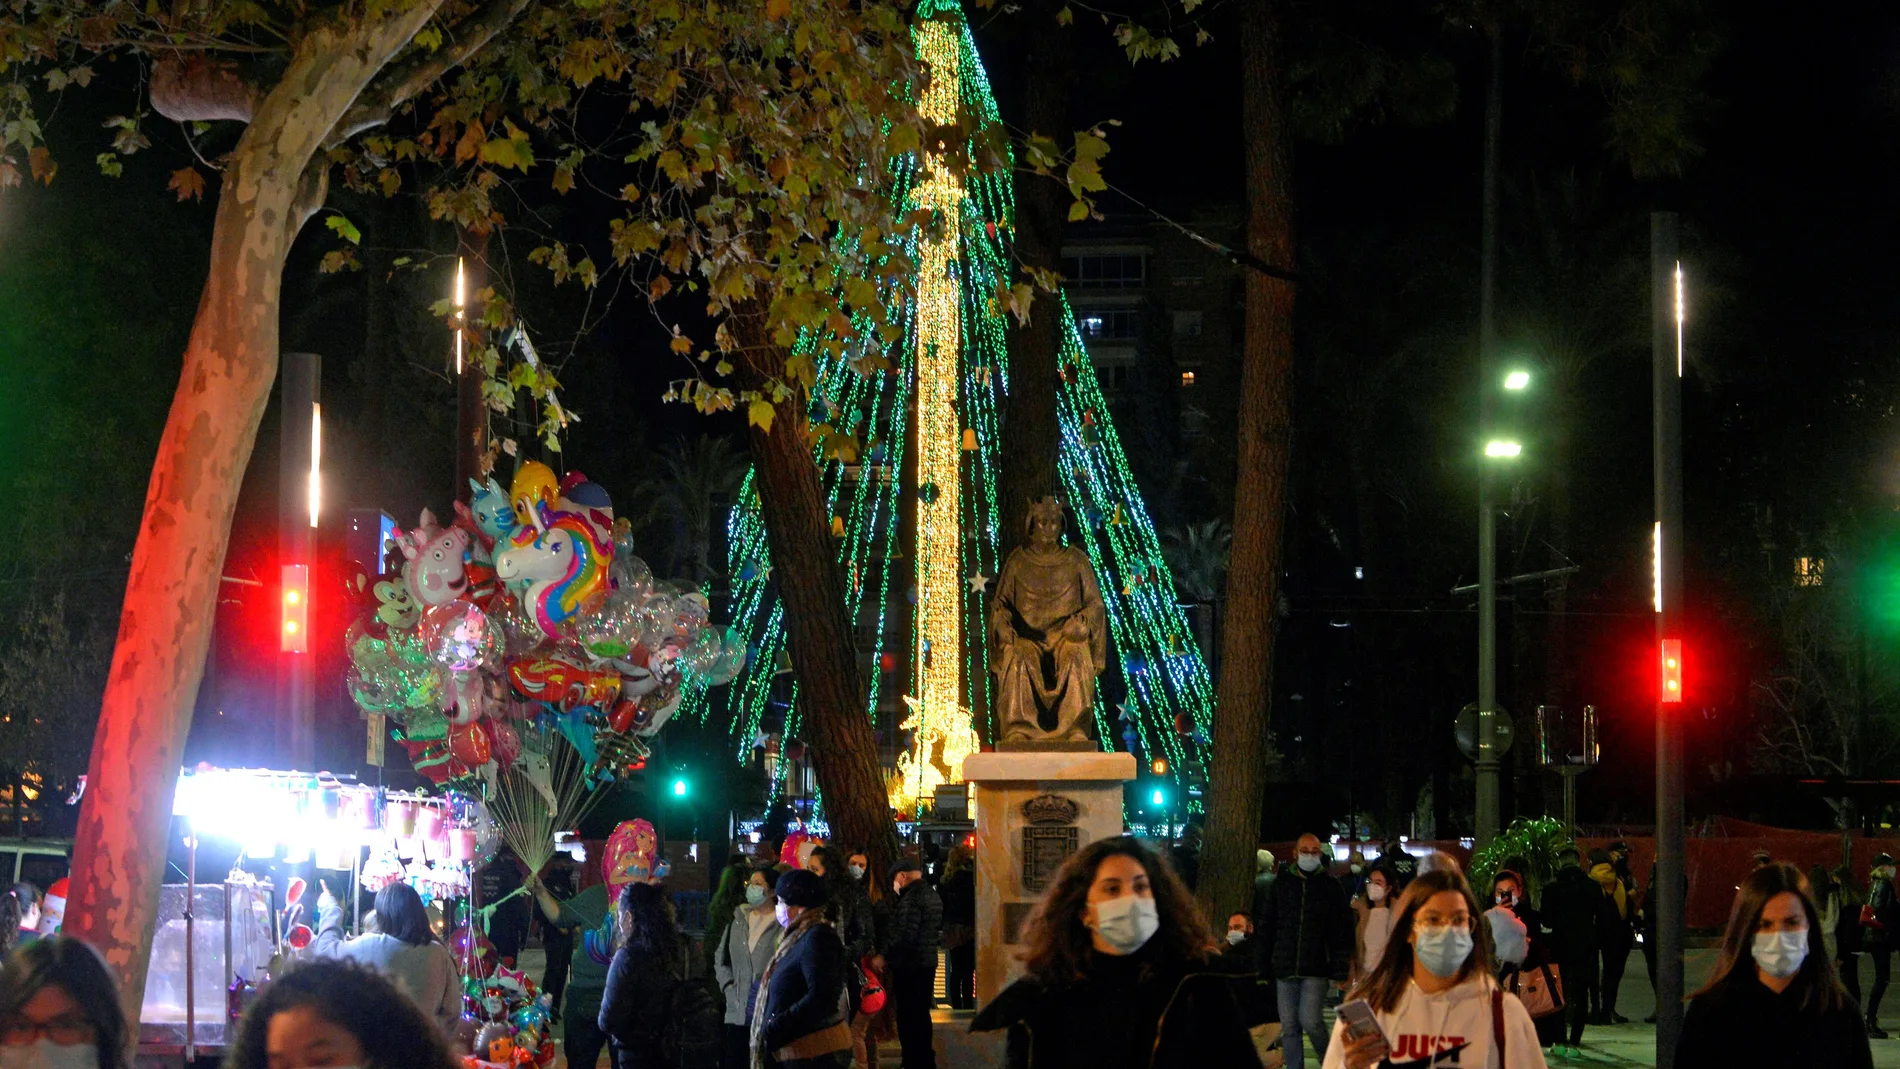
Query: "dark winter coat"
940 869 976 927
1255 865 1353 982
599 943 680 1069
1218 936 1275 1027
1838 885 1866 957
1866 877 1898 950
828 877 876 976
881 879 943 973
756 919 850 1055
1539 866 1603 978
1676 970 1872 1069
971 949 1263 1069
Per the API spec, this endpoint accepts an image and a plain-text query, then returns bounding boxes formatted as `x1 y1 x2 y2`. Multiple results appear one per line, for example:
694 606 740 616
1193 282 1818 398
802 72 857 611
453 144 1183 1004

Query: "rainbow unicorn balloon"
494 502 613 641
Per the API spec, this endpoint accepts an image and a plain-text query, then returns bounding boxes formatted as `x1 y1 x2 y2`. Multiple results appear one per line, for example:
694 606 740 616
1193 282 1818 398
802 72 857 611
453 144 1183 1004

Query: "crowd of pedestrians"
12 827 1900 1069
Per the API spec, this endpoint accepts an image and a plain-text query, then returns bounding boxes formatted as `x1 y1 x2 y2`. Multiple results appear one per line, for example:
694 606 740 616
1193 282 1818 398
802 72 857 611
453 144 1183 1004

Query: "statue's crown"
1021 793 1079 825
1028 496 1064 526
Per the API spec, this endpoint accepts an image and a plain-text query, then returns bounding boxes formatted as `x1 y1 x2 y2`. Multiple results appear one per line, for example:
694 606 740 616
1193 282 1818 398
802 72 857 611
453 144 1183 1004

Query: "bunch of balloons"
344 461 747 788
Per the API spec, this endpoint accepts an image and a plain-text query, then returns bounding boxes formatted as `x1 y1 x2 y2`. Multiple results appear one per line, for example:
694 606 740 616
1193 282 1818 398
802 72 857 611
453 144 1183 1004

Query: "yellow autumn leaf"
748 399 777 432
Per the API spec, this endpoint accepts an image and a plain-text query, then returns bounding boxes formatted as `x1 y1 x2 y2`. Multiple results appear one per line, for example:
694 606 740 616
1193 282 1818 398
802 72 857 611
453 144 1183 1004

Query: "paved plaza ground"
524 946 1900 1067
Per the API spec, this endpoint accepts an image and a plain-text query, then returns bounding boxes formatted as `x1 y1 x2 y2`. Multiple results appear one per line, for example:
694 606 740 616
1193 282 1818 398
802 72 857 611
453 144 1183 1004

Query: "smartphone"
1337 998 1389 1049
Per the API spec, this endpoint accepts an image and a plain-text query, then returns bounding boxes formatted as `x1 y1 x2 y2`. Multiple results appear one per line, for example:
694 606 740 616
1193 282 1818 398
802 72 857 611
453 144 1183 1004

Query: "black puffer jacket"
882 879 942 972
1255 865 1353 982
972 949 1262 1069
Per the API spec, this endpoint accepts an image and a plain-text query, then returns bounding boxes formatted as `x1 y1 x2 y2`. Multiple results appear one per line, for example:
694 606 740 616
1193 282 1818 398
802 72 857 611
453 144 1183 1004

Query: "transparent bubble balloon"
580 590 644 660
672 593 711 640
386 626 432 668
680 628 722 680
704 627 749 685
635 594 677 650
423 601 493 671
612 551 654 603
496 596 543 654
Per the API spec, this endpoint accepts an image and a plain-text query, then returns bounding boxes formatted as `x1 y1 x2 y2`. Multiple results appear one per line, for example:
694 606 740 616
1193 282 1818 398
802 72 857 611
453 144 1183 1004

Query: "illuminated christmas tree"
692 0 1215 814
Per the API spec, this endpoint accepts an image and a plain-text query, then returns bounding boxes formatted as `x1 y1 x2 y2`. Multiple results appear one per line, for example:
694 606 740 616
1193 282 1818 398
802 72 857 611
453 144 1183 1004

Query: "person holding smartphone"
1324 865 1544 1069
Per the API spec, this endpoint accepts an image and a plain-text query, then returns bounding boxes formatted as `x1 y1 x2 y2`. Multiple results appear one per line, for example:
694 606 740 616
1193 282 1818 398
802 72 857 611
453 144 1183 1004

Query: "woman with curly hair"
1325 865 1543 1069
1674 861 1870 1069
223 958 459 1069
0 936 129 1069
599 882 682 1069
970 836 1257 1068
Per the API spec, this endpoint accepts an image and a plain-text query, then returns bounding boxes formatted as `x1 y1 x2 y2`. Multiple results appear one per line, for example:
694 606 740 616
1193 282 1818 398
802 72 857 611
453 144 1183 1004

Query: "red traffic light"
282 564 309 654
1660 638 1683 703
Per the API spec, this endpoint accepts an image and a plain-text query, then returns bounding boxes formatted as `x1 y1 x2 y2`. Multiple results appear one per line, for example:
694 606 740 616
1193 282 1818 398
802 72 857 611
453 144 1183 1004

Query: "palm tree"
1163 520 1232 605
658 435 753 582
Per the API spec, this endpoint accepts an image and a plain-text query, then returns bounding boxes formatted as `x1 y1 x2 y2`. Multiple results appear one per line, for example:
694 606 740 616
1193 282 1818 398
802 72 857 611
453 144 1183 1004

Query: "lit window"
1180 370 1196 387
1076 310 1138 340
1795 557 1826 587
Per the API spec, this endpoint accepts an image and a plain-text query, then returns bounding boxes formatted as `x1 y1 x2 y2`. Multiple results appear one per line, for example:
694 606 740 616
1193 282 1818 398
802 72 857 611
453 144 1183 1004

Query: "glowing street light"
1503 369 1531 391
1484 439 1523 459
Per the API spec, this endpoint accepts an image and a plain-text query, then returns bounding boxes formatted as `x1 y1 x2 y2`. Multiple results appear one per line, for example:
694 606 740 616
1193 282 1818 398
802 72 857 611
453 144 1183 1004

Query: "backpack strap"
1491 988 1506 1067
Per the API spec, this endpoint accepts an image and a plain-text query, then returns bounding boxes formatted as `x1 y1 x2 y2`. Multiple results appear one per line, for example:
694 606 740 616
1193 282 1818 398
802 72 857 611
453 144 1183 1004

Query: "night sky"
3 0 1900 838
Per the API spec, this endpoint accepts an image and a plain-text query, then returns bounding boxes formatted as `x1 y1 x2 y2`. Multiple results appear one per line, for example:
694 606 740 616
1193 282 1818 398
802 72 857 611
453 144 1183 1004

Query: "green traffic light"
1150 788 1166 807
672 777 689 798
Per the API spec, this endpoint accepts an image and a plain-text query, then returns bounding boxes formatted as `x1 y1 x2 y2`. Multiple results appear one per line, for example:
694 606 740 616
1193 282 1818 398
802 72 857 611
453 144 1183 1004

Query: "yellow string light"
891 20 980 816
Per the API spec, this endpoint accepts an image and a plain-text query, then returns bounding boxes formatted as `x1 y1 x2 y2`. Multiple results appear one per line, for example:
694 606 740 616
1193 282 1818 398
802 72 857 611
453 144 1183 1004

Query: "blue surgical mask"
746 885 767 907
1413 924 1474 978
1753 930 1808 978
848 864 866 881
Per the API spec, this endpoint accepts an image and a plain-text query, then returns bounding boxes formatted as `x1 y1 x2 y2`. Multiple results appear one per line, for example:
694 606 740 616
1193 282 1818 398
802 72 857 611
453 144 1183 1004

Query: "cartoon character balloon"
494 504 612 642
398 509 472 608
602 819 659 887
468 477 518 545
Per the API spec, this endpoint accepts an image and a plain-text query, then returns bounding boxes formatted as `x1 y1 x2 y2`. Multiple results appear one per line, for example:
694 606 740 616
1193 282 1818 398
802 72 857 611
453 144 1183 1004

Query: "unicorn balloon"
398 509 471 608
495 503 612 641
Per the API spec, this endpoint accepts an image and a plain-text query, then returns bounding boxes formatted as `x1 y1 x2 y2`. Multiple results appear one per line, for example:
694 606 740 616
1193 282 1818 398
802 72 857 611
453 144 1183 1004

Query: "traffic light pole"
279 352 321 771
1652 212 1686 1068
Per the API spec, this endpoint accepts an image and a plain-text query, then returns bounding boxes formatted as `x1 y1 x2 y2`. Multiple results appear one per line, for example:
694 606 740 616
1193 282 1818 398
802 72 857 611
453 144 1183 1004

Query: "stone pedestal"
961 750 1136 1006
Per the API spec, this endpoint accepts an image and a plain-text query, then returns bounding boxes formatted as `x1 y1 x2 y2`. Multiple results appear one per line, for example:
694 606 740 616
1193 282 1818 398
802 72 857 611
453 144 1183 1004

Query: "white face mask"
1753 929 1809 979
1092 895 1160 955
1367 883 1387 903
848 864 866 881
0 1041 100 1069
1297 854 1323 873
775 901 792 928
1226 929 1248 946
1349 864 1363 875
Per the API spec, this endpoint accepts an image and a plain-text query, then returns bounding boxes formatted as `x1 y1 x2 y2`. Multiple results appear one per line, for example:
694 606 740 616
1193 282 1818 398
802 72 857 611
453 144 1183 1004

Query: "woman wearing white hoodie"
1324 867 1545 1069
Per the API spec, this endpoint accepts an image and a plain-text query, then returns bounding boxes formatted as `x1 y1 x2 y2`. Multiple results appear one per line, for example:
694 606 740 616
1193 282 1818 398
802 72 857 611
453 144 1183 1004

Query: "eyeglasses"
4 1016 94 1045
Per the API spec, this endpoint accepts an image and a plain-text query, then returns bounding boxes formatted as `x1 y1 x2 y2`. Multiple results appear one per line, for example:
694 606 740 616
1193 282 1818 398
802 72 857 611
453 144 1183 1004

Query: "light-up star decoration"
968 571 990 594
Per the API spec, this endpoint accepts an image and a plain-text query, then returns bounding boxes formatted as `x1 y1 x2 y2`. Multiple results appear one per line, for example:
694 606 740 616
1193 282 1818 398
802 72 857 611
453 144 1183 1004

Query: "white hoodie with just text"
1321 975 1546 1069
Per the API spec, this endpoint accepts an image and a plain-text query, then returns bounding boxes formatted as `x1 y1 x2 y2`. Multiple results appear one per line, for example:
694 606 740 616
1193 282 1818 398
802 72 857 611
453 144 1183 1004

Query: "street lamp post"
1474 21 1505 849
